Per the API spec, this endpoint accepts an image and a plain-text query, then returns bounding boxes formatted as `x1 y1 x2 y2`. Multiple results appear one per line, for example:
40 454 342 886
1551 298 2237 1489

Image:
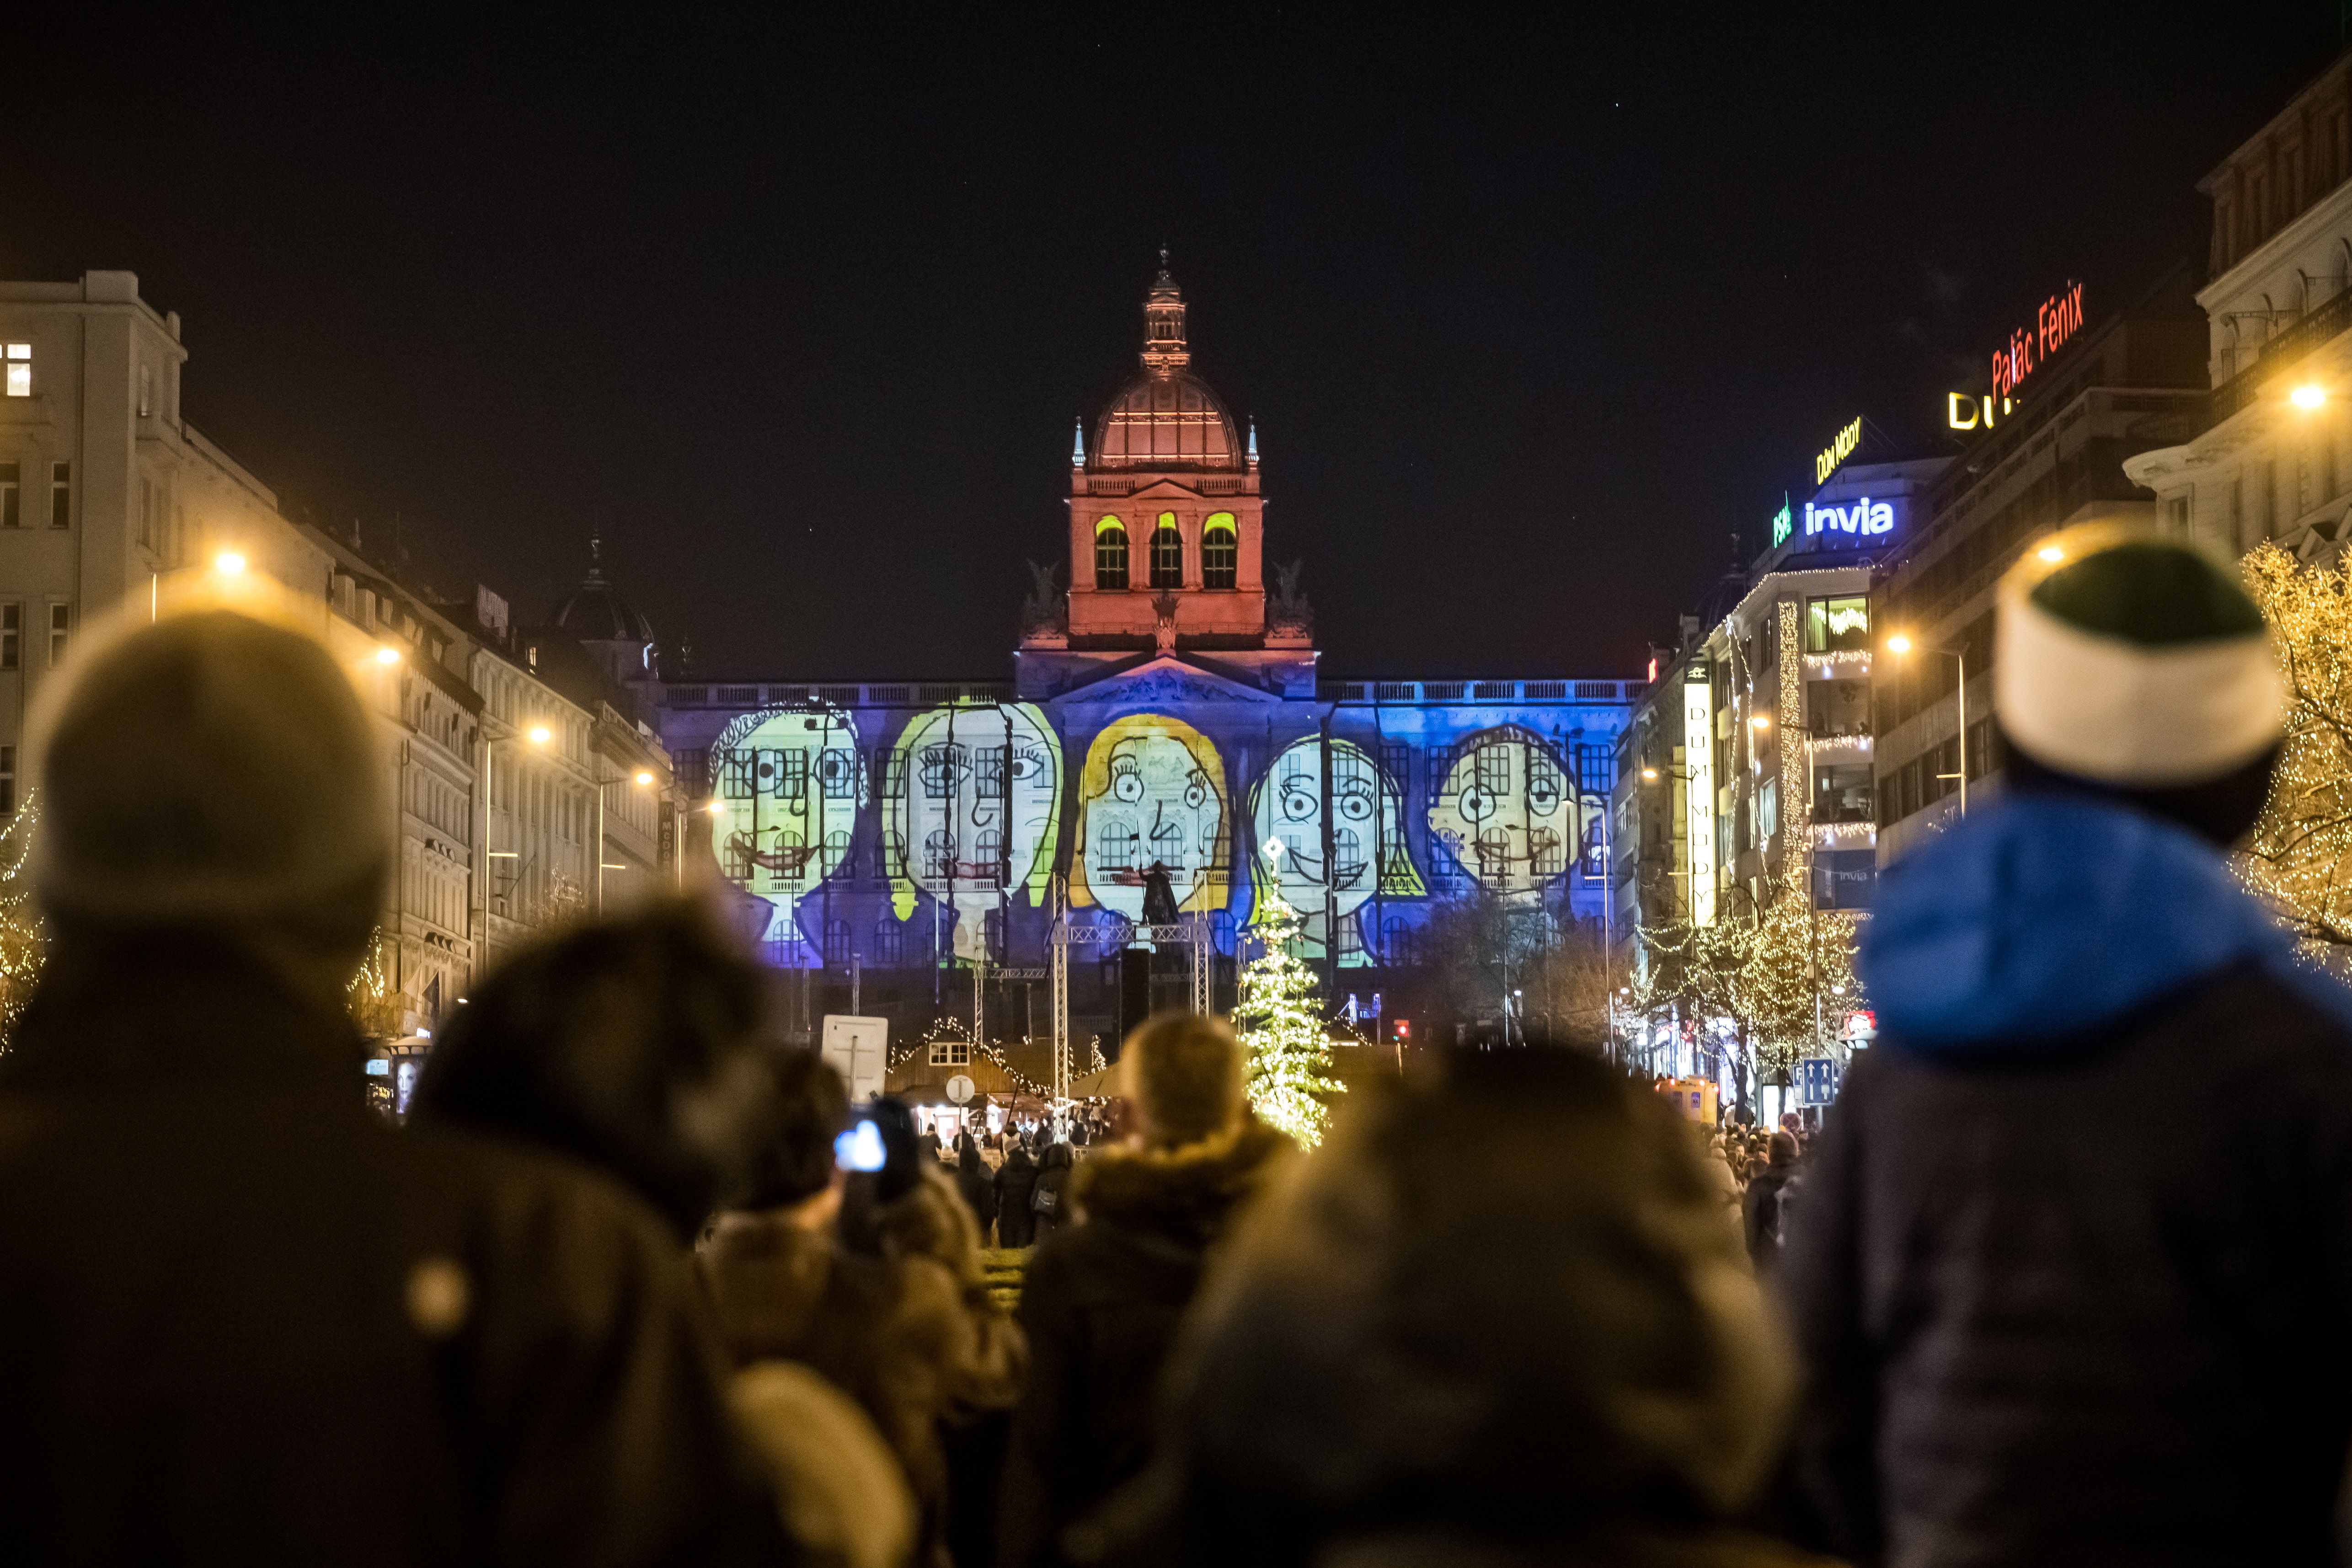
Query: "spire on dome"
1072 416 1085 466
1141 250 1189 376
586 527 606 584
1246 417 1259 466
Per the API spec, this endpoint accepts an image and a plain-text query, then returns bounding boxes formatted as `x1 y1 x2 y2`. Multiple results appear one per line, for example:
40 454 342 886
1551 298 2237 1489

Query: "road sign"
1795 1056 1843 1107
945 1074 975 1105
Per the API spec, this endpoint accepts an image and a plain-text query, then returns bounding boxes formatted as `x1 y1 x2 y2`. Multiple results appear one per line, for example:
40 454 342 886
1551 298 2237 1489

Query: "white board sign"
820 1015 890 1104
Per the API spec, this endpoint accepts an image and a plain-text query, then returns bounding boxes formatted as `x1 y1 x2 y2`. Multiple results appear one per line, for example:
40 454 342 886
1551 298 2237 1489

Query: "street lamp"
213 551 246 576
2293 383 2329 410
1888 634 1967 817
374 646 401 666
478 719 552 975
593 767 658 912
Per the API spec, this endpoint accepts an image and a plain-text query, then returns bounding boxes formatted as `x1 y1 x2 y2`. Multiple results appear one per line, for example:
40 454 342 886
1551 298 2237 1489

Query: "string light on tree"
1234 843 1342 1148
0 791 45 1050
2240 543 2352 965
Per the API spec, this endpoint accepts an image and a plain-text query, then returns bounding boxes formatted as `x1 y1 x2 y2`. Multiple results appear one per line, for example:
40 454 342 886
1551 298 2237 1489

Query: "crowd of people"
7 529 2352 1567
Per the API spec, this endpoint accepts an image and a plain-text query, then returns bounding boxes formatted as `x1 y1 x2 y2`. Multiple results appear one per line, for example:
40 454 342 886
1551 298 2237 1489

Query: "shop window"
1202 514 1237 588
1150 514 1183 588
1805 596 1870 653
1094 517 1128 589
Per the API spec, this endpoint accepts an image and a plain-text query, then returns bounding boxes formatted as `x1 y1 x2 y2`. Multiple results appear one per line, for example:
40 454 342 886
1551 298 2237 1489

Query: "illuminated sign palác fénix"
1814 417 1862 484
1990 280 2085 400
1684 660 1716 927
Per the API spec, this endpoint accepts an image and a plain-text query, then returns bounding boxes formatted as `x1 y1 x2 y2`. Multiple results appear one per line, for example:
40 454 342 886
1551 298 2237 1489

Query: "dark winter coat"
1782 797 2352 1568
957 1143 999 1240
997 1119 1290 1568
0 937 785 1567
1741 1166 1794 1266
1029 1142 1075 1241
701 1166 1025 1568
995 1148 1040 1248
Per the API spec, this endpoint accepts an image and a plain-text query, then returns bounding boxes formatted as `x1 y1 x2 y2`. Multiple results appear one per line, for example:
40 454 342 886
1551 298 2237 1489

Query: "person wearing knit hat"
0 599 791 1563
1780 526 2352 1567
999 1012 1291 1568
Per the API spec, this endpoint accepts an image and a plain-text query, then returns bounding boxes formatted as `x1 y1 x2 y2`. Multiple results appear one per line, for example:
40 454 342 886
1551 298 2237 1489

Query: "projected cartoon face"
1248 736 1422 922
888 702 1064 960
709 706 868 951
1072 714 1229 920
1427 727 1573 898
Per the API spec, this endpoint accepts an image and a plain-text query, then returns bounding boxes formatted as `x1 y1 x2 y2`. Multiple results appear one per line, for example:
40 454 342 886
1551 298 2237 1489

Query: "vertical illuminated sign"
1684 660 1715 927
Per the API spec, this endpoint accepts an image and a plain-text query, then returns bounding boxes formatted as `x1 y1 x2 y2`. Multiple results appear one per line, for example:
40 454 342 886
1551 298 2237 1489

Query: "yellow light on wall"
2293 384 2329 410
1750 714 1771 731
214 551 246 576
528 724 551 745
635 771 654 786
374 647 401 665
2037 546 2065 562
1886 634 1914 654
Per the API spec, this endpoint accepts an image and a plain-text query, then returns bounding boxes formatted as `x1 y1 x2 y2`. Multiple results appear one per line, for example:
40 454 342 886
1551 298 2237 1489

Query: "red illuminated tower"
1042 256 1294 654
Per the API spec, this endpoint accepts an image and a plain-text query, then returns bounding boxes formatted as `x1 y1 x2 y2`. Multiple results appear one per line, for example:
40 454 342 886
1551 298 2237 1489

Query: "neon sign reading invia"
1803 497 1895 539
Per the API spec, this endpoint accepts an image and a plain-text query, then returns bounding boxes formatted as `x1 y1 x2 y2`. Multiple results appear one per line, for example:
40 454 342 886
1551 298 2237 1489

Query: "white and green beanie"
1994 531 2285 787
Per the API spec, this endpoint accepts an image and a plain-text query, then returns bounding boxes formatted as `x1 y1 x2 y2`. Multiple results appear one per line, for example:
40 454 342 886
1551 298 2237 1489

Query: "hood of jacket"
698 1208 836 1362
1860 795 2328 1056
1073 1118 1291 1249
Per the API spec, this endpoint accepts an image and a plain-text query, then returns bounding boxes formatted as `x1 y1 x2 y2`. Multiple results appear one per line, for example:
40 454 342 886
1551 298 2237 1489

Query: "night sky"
3 8 2340 679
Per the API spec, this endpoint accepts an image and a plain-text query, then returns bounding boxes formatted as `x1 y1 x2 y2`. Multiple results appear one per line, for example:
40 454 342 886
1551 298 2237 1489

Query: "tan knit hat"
30 601 389 928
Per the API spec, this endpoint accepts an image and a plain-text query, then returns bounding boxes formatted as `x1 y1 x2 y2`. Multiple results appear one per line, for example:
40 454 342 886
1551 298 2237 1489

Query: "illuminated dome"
1088 258 1245 471
553 536 654 645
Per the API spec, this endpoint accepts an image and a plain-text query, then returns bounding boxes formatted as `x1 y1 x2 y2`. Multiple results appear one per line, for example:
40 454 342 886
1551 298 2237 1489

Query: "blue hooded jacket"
1860 794 2352 1055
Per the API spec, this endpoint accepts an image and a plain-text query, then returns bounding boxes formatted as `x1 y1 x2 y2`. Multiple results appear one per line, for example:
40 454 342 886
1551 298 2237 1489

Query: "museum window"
3 344 27 398
1805 596 1870 653
47 603 68 668
1150 514 1183 589
873 920 903 966
823 919 851 966
0 605 18 671
1474 744 1510 799
1529 826 1564 878
821 830 850 877
49 463 68 529
1383 916 1413 967
974 828 1003 883
820 748 857 798
924 829 953 881
875 830 906 880
920 743 965 799
0 747 18 815
1094 517 1128 589
1202 514 1237 588
0 464 15 528
1334 827 1365 889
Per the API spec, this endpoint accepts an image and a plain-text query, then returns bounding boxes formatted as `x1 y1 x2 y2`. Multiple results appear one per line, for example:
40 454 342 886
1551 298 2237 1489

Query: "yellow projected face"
1427 727 1573 898
1071 714 1229 920
887 702 1064 959
709 706 867 948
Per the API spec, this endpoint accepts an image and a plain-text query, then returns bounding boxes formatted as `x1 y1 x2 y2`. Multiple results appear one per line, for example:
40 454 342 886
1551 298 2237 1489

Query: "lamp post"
477 717 551 980
1886 635 1967 818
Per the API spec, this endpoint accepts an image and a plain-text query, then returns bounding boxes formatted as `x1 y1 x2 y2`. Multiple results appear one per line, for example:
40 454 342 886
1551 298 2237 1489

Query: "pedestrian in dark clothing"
1106 1047 1822 1568
0 605 784 1566
958 1137 1000 1245
1782 532 2352 1568
1029 1141 1075 1241
1741 1130 1799 1265
995 1146 1040 1248
998 1012 1290 1568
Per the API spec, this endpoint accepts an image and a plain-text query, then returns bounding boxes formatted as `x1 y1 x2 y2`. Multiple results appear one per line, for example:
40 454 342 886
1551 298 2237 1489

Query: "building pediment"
1046 653 1287 709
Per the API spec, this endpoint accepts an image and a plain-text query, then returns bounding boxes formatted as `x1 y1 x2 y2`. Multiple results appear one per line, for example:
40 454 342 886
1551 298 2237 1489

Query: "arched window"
1150 513 1183 589
874 920 904 966
823 919 851 965
821 830 850 878
974 828 1003 883
1095 516 1128 589
1202 513 1237 589
924 829 953 882
1383 916 1413 967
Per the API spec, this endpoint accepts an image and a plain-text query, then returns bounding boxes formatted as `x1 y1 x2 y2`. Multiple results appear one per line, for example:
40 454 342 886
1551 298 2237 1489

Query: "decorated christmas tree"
1234 879 1342 1148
